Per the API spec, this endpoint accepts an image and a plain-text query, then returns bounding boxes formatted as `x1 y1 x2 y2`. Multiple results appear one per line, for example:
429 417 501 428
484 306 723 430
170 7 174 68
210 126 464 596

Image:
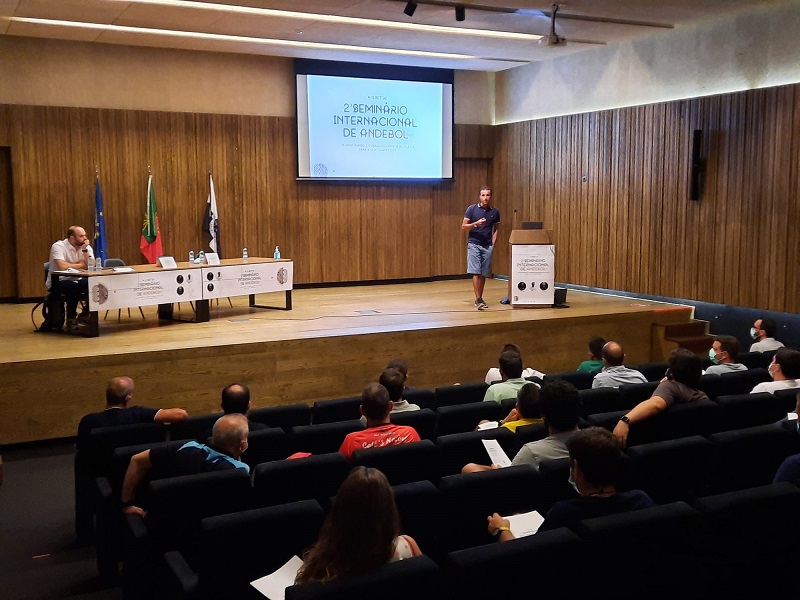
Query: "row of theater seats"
158 482 800 599
75 366 782 545
105 417 800 598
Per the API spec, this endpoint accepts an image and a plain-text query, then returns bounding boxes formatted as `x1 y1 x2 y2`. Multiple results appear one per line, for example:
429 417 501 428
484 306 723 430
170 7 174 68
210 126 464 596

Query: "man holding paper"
487 427 654 540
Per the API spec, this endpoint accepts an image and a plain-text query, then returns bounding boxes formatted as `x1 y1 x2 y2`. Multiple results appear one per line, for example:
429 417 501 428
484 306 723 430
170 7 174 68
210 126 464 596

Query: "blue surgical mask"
709 348 721 364
750 327 759 340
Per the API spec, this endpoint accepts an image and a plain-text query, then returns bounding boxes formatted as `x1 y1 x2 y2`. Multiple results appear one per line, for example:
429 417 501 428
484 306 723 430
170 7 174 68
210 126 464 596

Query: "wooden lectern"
508 229 556 307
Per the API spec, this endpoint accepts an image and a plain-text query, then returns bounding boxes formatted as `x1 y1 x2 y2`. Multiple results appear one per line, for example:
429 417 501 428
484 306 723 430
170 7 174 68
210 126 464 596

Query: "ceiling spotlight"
403 1 417 17
455 5 465 21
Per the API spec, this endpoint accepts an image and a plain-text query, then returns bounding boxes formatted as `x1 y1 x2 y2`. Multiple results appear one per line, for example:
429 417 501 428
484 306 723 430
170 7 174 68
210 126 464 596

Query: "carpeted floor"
0 441 122 600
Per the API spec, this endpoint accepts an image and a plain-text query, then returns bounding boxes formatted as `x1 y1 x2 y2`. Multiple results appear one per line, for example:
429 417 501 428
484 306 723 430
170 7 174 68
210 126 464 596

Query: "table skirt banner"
200 261 293 298
88 269 203 311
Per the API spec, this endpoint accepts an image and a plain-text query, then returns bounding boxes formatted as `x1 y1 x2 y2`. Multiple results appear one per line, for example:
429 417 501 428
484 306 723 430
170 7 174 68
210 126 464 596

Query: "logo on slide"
313 163 328 176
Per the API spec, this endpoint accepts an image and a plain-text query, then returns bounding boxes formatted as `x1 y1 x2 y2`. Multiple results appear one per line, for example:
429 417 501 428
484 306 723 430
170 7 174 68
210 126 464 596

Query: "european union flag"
94 176 108 264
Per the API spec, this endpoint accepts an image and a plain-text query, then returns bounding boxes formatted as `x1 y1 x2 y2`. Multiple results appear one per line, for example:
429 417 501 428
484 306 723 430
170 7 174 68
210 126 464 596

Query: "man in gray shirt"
592 341 648 389
706 335 748 375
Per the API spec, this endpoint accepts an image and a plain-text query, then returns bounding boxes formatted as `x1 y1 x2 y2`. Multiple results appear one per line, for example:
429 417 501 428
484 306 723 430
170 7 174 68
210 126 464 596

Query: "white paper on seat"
787 412 798 421
251 555 304 600
112 267 134 273
477 421 500 431
482 439 511 468
505 510 545 538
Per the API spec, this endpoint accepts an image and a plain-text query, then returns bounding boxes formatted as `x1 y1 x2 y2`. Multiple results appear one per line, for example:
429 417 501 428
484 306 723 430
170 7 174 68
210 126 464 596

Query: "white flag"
203 173 220 256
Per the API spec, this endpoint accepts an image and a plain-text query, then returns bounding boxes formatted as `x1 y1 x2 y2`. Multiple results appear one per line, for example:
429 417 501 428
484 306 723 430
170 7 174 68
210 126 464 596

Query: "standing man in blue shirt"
462 187 500 310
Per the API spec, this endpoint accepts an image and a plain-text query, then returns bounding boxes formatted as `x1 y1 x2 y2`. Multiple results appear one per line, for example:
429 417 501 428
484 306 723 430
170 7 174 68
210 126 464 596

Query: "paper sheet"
505 510 545 538
477 421 500 431
112 267 135 273
482 439 511 468
251 555 304 600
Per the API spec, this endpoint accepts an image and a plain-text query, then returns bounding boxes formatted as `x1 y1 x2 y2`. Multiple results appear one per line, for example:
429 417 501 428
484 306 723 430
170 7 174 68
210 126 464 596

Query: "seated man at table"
76 376 189 451
339 383 421 460
47 225 94 329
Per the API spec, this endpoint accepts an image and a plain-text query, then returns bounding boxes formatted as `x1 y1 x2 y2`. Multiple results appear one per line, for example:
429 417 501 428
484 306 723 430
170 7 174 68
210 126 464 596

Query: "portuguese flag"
140 174 164 264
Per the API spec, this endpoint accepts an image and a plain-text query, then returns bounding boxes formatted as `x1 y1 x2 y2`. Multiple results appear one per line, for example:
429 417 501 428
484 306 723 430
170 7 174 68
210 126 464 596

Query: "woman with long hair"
295 466 422 583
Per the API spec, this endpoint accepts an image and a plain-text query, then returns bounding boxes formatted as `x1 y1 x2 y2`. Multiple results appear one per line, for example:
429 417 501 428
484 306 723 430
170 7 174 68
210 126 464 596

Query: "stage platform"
0 279 693 444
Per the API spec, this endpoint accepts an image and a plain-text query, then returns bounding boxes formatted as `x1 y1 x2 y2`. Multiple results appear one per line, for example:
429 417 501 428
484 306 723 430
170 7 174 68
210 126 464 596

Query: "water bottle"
87 256 95 272
189 250 195 264
95 257 102 270
198 250 205 264
242 247 249 263
274 246 281 260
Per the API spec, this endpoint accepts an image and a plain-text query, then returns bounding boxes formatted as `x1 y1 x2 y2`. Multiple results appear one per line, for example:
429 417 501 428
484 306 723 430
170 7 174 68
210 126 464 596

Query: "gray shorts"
467 243 493 277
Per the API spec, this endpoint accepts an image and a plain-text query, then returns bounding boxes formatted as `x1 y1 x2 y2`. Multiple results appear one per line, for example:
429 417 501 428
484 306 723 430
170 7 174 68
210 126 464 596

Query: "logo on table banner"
91 283 109 305
277 268 288 285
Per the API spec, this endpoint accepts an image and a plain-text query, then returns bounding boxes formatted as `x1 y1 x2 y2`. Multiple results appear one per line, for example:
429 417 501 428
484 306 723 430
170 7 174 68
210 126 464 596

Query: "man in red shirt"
339 382 421 459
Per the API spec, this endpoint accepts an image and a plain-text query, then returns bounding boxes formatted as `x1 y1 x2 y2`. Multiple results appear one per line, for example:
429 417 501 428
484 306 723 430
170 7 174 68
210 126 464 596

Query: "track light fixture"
455 5 465 21
403 1 417 17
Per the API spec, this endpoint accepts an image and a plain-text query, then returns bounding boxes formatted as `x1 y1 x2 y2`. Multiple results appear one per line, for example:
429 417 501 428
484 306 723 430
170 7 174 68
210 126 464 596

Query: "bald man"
591 342 647 389
221 382 268 431
48 225 94 328
76 376 189 451
121 413 250 517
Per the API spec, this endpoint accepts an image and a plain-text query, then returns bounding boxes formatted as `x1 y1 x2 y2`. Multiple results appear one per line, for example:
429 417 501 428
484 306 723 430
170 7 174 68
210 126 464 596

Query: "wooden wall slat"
493 83 800 314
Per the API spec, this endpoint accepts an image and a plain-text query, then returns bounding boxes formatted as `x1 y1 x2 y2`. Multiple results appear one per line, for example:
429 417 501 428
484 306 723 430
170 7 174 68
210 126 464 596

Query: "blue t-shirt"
149 440 250 476
539 489 655 532
465 204 500 248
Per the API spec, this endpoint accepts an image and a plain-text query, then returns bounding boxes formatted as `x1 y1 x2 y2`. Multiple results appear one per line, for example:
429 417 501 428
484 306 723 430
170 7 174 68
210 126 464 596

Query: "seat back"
717 368 771 395
403 388 435 411
618 381 659 406
104 258 125 267
434 382 489 408
393 480 443 562
390 408 436 441
241 427 289 468
632 362 669 382
312 396 361 424
197 500 325 600
252 452 351 508
435 428 516 476
435 401 503 437
578 387 630 415
625 435 714 503
709 422 800 493
514 422 548 448
168 414 218 443
289 420 364 455
737 351 772 370
249 403 312 431
285 556 441 600
437 465 540 552
352 440 439 485
713 392 789 431
543 370 594 390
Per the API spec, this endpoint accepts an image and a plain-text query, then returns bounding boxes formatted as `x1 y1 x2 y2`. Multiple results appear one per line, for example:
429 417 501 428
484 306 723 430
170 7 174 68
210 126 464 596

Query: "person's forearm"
623 397 666 423
121 454 149 504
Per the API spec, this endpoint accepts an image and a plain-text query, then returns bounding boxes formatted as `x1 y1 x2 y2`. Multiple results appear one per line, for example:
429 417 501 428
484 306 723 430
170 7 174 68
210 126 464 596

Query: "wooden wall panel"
1 105 487 297
494 82 800 314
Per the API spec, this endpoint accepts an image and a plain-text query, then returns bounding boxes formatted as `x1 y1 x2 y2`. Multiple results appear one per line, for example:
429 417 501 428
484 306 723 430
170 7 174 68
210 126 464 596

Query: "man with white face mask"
749 318 785 353
487 427 654 539
705 336 748 375
751 348 800 394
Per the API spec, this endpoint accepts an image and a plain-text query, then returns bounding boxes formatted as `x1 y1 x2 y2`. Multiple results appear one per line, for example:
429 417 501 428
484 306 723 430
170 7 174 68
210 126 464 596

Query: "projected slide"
302 75 447 179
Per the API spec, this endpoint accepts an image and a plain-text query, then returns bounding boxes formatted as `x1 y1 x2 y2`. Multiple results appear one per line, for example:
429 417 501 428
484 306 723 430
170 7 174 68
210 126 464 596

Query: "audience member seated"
483 351 536 403
120 414 250 517
476 382 543 433
484 343 545 384
487 427 654 539
613 349 709 447
339 383 421 460
77 376 189 451
773 399 800 484
295 466 422 584
576 336 606 373
592 341 647 389
463 380 580 474
749 317 785 353
221 382 268 431
751 348 800 394
386 358 416 393
381 367 420 414
705 335 748 375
